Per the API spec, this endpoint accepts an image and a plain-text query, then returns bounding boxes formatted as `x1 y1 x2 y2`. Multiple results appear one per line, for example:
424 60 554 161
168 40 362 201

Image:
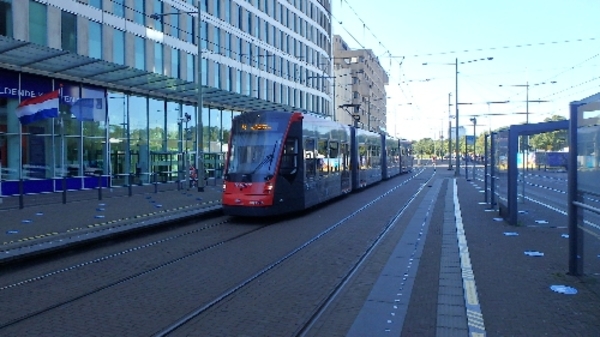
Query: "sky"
331 0 600 141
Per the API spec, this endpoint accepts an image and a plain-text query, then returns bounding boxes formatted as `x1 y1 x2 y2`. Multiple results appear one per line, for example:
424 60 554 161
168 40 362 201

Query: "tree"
529 115 568 151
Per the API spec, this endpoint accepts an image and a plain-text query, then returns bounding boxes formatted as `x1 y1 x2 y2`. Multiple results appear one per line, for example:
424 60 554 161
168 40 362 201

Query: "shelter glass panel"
494 130 509 206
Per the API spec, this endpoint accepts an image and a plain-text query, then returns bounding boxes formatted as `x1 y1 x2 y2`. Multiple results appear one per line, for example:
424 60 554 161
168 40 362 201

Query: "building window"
225 32 231 58
61 11 77 53
214 0 221 19
113 29 125 65
201 22 208 49
187 53 195 82
171 48 180 79
113 0 125 17
213 27 220 54
185 13 193 43
135 36 145 70
214 62 221 89
134 0 145 26
154 42 163 74
202 58 208 85
0 0 13 38
225 0 231 23
89 21 102 59
89 0 102 10
171 10 179 39
227 66 233 91
29 1 47 46
153 0 163 31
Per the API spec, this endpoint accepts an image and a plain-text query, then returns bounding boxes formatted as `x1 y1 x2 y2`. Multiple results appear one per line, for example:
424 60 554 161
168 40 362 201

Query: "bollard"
97 174 103 200
128 173 133 197
62 176 67 204
153 172 158 194
18 178 24 209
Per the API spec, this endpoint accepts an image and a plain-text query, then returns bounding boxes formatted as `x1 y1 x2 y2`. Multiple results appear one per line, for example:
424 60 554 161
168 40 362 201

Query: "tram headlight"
264 182 273 193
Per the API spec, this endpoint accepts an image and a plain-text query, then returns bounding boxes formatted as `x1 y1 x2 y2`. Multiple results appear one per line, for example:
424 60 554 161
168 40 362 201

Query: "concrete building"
0 0 333 195
332 34 388 132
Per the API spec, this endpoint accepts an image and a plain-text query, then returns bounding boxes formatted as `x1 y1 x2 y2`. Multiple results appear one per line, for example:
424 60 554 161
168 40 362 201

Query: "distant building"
332 35 388 132
450 126 467 140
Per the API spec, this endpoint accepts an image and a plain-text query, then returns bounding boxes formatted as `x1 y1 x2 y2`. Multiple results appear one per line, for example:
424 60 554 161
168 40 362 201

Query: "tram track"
1 168 433 336
153 168 434 336
0 216 276 331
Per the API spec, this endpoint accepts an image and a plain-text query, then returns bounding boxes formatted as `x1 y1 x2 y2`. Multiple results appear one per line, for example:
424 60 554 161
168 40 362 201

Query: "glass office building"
0 0 333 195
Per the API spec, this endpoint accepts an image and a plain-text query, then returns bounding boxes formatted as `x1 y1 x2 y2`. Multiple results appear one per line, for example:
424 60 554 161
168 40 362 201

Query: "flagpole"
17 75 23 208
18 75 23 181
58 84 67 179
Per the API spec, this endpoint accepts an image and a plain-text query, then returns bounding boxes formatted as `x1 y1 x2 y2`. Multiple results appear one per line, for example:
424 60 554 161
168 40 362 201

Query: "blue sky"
331 0 600 141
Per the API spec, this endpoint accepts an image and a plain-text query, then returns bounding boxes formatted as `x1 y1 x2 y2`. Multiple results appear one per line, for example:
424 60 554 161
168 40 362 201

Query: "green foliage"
529 115 568 151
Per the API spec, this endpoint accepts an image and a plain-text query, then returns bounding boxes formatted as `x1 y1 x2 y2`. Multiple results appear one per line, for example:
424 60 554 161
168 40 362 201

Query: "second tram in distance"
222 110 413 217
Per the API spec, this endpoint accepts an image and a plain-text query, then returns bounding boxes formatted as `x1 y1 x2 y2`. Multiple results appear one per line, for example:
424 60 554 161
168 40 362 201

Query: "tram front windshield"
225 115 287 180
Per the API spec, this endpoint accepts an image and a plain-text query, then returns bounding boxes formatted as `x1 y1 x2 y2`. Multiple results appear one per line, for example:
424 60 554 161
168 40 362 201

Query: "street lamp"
499 80 556 175
498 81 556 124
423 57 493 177
151 4 204 192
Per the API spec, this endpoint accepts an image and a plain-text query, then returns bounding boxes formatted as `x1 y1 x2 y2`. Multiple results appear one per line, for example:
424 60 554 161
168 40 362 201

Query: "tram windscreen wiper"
251 141 278 174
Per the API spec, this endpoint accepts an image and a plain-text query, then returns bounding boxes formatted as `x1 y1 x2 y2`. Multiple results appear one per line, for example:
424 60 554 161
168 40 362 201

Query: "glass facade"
0 0 333 195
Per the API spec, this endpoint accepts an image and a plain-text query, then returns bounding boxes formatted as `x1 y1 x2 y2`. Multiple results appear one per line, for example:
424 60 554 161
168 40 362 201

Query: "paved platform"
1 169 598 335
0 182 223 264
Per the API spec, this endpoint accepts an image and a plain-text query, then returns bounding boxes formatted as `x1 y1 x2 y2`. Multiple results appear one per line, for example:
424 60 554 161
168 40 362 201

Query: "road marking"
454 179 486 336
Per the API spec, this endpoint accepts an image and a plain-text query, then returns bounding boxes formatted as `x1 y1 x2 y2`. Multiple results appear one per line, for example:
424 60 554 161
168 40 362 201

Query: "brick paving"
1 170 599 336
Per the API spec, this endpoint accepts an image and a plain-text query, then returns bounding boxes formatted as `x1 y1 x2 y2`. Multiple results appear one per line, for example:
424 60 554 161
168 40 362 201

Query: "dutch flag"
15 90 60 125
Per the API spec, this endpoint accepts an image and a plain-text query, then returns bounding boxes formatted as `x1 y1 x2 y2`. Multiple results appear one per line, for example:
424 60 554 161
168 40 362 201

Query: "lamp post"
423 57 493 178
151 4 204 191
498 80 556 201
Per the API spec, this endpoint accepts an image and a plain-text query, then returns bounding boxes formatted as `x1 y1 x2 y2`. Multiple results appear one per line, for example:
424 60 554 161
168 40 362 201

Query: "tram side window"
341 143 349 171
280 138 298 175
304 138 316 178
359 144 367 169
318 139 328 175
371 145 381 168
328 141 340 173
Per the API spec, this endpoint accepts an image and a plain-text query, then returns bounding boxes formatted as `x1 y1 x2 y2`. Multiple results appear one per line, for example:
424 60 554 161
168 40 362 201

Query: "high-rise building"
332 34 388 132
0 0 333 195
